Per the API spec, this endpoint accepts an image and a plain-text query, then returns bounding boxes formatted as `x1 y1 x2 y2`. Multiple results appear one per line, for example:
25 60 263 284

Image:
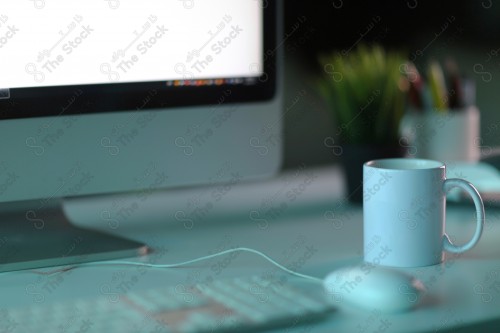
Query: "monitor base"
0 200 149 273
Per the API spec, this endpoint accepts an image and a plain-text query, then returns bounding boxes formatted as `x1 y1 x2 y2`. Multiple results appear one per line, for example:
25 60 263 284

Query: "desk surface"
2 165 500 332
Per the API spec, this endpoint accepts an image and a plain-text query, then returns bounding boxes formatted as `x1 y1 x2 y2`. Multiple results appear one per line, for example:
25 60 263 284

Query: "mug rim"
364 158 445 170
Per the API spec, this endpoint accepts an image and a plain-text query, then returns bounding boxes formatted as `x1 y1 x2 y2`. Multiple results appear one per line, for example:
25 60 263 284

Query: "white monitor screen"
0 0 263 89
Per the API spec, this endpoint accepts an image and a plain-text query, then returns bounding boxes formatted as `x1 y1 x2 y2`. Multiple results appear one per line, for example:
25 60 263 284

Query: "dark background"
281 0 500 169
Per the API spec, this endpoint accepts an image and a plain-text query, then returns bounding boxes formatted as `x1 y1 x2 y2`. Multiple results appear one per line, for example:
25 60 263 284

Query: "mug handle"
442 178 485 253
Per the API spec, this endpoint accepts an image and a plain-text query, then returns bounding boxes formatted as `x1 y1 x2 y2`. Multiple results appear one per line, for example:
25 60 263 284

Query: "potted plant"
318 44 408 202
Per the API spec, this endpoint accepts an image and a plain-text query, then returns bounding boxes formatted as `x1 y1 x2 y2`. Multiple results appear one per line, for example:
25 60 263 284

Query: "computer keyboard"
7 275 333 333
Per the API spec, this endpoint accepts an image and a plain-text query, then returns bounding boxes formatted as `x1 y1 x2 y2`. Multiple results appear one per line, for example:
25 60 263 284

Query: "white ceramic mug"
363 158 485 267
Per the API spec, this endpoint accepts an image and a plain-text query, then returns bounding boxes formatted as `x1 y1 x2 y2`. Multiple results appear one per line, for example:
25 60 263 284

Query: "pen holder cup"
400 106 480 163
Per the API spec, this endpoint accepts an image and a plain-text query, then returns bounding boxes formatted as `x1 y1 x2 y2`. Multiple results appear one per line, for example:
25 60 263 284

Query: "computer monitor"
0 0 282 272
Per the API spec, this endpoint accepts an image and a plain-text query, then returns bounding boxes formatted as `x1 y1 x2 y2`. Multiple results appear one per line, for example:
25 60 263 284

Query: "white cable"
32 247 323 284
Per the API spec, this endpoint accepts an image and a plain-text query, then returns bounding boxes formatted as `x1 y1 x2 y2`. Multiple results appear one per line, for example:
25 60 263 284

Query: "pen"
427 60 448 112
404 62 424 111
461 77 476 107
445 58 463 109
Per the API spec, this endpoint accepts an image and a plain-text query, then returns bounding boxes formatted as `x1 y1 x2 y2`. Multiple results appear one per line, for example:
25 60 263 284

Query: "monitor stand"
0 200 149 272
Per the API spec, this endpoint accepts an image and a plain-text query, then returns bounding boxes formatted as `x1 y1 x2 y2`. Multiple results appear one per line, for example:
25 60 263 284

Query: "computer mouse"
323 264 425 313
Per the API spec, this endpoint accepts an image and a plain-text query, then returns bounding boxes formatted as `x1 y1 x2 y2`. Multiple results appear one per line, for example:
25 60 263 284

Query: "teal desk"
1 165 500 332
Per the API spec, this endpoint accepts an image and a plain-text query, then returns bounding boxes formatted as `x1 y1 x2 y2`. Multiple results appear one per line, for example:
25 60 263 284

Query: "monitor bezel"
0 1 277 120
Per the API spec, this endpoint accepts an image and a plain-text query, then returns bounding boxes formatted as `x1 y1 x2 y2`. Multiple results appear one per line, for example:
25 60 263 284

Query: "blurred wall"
282 1 500 169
